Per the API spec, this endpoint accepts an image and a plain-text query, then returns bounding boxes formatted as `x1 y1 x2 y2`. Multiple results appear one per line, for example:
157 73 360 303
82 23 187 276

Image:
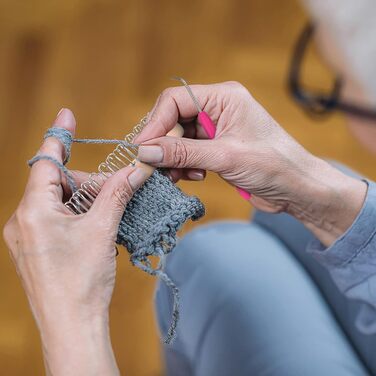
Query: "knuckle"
112 185 132 209
160 87 175 99
171 139 189 168
224 81 246 92
2 218 14 246
150 88 177 135
225 80 242 88
39 137 63 161
225 81 251 97
15 204 40 231
3 214 21 257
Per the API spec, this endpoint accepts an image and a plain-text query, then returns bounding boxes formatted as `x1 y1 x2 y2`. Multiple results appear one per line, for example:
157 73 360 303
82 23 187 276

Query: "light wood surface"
0 0 375 374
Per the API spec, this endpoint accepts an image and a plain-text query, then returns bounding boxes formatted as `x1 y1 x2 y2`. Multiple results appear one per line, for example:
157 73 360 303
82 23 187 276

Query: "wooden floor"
0 0 375 374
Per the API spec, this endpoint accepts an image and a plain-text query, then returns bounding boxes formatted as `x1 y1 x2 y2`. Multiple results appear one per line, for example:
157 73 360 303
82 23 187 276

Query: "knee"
168 219 294 276
155 221 255 336
155 220 290 331
164 221 255 283
155 221 247 311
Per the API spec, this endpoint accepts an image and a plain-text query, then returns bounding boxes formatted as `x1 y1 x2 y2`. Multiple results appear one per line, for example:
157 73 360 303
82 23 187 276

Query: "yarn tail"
155 270 180 345
131 255 180 345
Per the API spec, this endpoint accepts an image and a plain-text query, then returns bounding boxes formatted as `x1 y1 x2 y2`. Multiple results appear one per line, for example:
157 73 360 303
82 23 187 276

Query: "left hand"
3 108 148 376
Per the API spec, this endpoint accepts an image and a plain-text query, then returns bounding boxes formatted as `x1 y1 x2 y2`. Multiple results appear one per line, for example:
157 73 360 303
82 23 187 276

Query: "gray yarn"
43 128 73 164
28 127 205 344
43 127 137 162
117 169 205 343
28 154 78 192
74 138 135 145
31 128 137 194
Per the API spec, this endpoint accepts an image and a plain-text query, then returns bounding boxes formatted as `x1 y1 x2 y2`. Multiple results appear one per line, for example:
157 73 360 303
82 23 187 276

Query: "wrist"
286 157 367 246
40 310 109 342
39 313 118 376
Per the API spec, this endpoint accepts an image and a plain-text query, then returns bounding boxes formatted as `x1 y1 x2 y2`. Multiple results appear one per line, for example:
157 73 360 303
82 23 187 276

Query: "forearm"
286 157 367 247
39 314 119 376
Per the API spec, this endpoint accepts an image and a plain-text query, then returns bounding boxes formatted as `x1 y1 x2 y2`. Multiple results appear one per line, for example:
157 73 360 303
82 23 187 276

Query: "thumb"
87 164 150 227
138 136 226 172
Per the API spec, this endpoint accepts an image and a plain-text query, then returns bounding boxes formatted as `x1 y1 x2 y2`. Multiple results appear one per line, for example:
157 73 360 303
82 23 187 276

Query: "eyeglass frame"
287 23 376 120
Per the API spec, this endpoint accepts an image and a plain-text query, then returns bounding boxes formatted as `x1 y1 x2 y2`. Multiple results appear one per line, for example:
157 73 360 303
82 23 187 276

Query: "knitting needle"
172 77 251 201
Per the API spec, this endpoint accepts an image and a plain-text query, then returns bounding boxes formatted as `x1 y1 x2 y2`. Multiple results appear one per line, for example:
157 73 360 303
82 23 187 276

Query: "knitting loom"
65 116 183 214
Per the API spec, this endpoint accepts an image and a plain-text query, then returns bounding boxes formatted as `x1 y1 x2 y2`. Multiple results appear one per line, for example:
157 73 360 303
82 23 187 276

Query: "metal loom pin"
64 116 147 214
64 114 184 214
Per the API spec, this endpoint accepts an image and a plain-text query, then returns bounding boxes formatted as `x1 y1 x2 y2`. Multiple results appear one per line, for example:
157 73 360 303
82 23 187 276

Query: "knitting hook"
172 77 251 201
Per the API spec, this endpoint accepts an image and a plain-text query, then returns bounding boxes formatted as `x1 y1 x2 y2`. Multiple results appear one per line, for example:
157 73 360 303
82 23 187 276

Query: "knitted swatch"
28 127 205 344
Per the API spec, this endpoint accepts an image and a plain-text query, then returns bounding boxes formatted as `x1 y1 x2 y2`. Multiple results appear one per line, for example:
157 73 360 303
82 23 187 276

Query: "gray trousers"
155 209 375 375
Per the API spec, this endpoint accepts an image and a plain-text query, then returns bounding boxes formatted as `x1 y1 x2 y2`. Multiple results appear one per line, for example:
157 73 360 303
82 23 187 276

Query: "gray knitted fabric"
28 127 205 344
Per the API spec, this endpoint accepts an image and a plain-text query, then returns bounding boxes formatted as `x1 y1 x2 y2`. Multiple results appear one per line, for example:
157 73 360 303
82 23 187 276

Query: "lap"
155 221 369 376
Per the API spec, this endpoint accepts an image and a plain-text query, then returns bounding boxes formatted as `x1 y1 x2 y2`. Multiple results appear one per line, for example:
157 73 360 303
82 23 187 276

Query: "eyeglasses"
288 23 376 120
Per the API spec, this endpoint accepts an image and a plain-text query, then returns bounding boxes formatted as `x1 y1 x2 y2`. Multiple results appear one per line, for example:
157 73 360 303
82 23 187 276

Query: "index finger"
27 108 76 191
135 84 212 143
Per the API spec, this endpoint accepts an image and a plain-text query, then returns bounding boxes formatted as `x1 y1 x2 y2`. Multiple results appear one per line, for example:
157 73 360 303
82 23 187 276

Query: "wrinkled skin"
137 81 367 245
3 109 148 376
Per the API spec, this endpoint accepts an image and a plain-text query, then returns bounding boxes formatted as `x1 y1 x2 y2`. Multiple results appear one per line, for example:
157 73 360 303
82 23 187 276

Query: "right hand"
137 81 324 213
136 81 367 246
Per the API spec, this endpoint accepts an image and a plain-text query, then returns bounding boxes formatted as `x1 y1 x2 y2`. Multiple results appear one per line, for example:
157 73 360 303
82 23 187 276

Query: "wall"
0 0 374 374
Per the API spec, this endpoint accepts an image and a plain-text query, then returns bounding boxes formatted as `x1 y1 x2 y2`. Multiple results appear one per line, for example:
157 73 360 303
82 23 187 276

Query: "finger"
68 170 91 188
181 120 209 140
88 163 150 227
28 108 76 191
165 168 206 183
138 136 226 172
135 84 213 143
182 169 206 181
166 168 183 183
181 121 196 139
61 170 91 200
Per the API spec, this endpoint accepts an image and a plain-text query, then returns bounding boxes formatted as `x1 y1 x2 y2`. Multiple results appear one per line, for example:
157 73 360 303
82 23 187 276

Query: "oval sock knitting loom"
28 115 205 344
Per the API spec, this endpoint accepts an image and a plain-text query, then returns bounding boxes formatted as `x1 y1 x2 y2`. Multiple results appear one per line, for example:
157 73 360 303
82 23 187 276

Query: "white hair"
302 0 376 103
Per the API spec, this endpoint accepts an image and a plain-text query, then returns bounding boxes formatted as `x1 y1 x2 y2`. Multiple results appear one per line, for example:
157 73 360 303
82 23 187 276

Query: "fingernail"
187 170 205 181
57 108 64 117
128 167 148 191
163 171 174 182
138 145 164 164
55 108 75 127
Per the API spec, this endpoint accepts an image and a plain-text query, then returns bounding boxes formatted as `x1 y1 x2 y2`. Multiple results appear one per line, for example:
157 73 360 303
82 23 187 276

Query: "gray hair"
302 0 376 103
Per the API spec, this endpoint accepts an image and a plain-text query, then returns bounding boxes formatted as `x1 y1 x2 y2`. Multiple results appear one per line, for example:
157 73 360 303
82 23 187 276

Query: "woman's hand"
137 81 367 246
3 109 148 376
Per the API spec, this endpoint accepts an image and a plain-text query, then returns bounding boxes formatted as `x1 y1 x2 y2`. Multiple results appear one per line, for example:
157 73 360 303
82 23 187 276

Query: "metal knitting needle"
172 77 252 201
172 76 216 139
172 76 202 113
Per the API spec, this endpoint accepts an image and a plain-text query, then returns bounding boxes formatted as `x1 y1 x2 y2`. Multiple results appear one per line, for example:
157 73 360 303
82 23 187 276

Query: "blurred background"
0 0 375 374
